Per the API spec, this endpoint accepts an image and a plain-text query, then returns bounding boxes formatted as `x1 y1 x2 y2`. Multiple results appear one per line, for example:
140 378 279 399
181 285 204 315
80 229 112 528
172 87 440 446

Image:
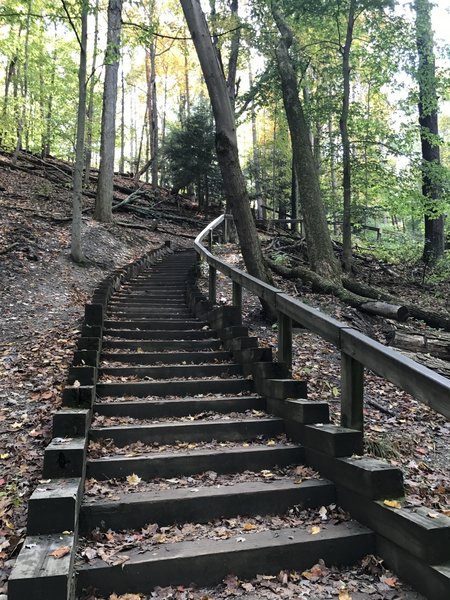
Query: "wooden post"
278 312 292 371
232 281 242 320
209 229 213 250
224 215 229 243
340 352 364 432
209 265 217 304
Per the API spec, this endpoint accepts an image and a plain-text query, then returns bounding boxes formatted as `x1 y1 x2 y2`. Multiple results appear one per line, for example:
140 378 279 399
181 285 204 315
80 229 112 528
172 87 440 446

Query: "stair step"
93 395 265 418
109 307 192 314
109 300 188 306
103 320 208 330
87 444 304 480
76 522 374 596
102 340 223 351
96 378 253 397
101 351 232 364
99 364 242 379
103 329 217 340
80 479 336 533
89 417 284 446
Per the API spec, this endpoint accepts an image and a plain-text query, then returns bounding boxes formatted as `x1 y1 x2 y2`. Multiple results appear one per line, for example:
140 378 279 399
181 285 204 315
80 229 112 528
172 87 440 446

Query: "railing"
194 214 450 430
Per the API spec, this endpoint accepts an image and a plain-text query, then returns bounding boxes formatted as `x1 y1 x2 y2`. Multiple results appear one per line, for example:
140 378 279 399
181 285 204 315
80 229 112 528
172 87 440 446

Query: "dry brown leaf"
49 545 71 559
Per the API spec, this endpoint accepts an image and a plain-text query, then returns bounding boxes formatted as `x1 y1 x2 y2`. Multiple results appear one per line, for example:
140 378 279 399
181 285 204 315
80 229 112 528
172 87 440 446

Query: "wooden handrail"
194 215 450 426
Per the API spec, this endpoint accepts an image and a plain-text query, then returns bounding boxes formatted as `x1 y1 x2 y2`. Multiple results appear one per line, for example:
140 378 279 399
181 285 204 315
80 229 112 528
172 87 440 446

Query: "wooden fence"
195 214 450 430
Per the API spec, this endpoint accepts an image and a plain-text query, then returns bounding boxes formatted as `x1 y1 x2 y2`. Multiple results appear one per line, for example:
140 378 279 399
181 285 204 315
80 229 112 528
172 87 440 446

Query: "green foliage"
164 97 221 201
0 0 79 157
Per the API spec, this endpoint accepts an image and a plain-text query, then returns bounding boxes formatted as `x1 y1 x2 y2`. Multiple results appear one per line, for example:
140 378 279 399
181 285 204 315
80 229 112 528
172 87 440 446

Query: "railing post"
340 352 364 432
209 229 214 250
223 215 229 243
278 312 292 371
232 281 242 319
209 265 217 304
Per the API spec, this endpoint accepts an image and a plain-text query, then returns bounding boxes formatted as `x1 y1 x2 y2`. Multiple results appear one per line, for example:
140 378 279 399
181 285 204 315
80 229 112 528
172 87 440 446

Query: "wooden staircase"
77 249 373 596
8 246 450 600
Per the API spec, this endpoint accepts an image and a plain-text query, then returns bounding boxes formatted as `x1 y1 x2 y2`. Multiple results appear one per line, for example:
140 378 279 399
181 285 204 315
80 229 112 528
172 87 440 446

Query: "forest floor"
0 151 448 599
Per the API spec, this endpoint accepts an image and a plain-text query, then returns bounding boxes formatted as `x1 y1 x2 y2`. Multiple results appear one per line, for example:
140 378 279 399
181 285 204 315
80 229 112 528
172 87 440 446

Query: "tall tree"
414 0 444 263
95 0 123 222
71 0 89 263
272 5 340 279
12 0 32 164
179 0 272 294
84 0 100 184
340 0 356 271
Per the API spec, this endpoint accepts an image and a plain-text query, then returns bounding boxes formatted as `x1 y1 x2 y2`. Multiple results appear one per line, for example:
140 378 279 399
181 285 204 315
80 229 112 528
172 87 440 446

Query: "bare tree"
272 6 340 279
179 0 272 293
415 0 444 263
95 0 123 222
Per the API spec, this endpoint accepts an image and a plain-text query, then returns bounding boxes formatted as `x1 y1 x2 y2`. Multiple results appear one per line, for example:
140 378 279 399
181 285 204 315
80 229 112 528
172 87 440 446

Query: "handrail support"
278 312 292 372
232 281 242 320
209 265 217 305
341 352 364 433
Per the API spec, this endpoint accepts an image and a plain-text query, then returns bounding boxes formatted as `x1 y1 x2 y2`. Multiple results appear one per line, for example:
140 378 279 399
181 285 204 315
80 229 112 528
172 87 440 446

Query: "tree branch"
60 0 82 48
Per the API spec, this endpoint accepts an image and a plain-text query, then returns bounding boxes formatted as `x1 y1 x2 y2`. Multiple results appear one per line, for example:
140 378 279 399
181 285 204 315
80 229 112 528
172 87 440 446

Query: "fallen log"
267 259 409 322
359 301 408 322
343 276 450 331
400 351 450 378
115 220 157 231
387 330 450 360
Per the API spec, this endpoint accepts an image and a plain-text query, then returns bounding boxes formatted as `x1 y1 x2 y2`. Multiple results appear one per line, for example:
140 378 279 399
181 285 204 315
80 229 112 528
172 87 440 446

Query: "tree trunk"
179 0 273 307
290 155 298 233
415 0 444 263
71 3 88 263
267 259 407 321
85 0 100 184
272 7 340 280
1 54 17 146
328 115 339 234
249 64 263 220
95 0 123 223
119 64 125 173
160 66 168 187
42 38 56 158
12 0 32 165
388 330 450 360
226 0 240 112
340 0 356 272
183 33 191 118
343 276 450 331
149 41 158 187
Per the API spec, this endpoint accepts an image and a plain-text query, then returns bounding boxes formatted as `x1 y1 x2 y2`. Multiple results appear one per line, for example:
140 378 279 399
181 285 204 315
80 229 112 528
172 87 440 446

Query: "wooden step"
101 340 223 351
101 350 232 364
75 522 374 596
96 377 253 397
80 479 336 533
102 329 217 340
99 363 242 379
103 320 208 330
87 444 304 480
93 395 264 418
89 417 284 446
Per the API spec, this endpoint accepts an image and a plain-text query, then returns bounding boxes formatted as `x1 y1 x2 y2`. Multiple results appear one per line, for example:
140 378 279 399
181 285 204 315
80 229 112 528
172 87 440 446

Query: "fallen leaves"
49 545 71 559
383 499 402 509
126 473 142 487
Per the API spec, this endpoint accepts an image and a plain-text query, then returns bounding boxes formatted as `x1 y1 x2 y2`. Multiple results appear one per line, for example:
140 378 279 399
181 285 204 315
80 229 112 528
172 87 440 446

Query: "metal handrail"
195 215 450 427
